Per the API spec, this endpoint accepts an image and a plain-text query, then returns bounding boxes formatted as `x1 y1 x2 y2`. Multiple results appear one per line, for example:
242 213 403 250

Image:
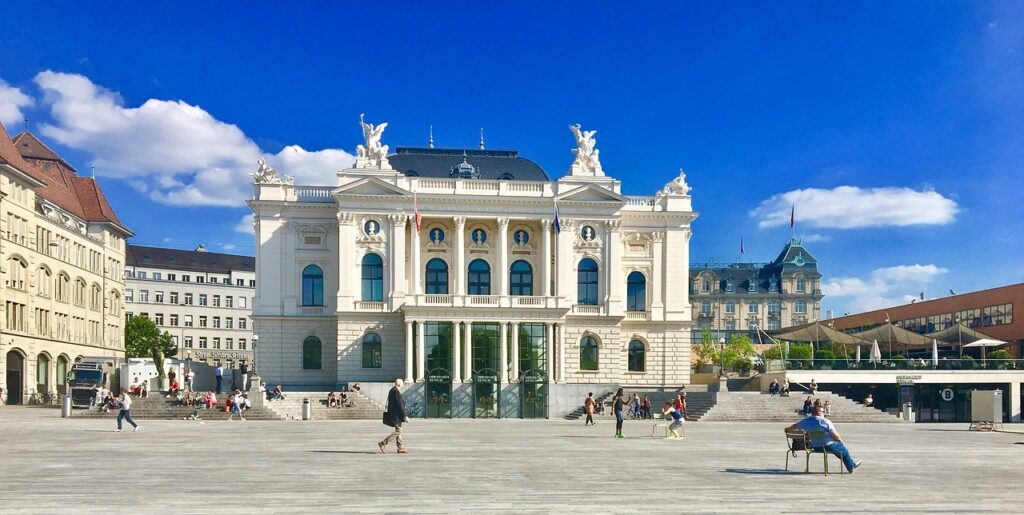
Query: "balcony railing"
300 306 325 315
571 304 601 316
354 301 387 312
782 358 1024 371
466 295 499 307
625 311 651 321
406 294 561 309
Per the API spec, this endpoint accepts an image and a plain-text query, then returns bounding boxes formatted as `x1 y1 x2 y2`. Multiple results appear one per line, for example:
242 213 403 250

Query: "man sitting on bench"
786 405 862 473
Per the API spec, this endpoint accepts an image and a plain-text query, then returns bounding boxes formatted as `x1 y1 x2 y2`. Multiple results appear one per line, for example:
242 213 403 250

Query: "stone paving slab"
1 407 1022 514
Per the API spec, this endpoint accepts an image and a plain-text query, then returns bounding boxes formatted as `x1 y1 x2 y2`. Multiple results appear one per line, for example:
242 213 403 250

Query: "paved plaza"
1 408 1022 513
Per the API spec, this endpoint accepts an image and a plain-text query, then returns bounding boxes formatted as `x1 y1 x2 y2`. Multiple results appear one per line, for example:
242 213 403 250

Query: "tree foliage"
694 330 720 368
124 316 177 377
723 334 756 369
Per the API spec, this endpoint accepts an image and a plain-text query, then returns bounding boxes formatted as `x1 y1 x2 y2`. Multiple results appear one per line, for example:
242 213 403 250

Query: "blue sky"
1 2 1021 316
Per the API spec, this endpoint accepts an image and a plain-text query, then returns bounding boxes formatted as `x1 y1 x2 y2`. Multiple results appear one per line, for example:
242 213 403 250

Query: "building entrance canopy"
768 322 870 345
853 323 934 349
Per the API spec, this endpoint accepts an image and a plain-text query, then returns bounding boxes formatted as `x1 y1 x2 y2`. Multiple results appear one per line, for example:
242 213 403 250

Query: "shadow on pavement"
722 468 804 475
310 450 381 455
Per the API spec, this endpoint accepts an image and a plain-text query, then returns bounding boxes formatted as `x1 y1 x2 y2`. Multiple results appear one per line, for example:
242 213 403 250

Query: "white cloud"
0 79 33 128
822 264 948 312
750 186 959 229
32 71 355 206
235 214 255 235
219 243 237 251
161 237 173 243
799 233 831 243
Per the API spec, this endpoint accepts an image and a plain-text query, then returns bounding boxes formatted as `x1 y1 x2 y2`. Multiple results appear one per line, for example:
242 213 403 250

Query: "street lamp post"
252 334 259 375
719 336 728 392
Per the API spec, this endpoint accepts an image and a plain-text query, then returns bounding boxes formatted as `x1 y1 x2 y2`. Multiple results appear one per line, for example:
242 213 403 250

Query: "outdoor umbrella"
961 338 1008 362
855 344 861 362
932 339 939 366
869 340 882 364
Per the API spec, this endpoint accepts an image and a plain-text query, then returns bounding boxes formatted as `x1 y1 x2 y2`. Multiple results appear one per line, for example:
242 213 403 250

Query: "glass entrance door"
425 368 452 419
520 369 547 419
473 368 499 418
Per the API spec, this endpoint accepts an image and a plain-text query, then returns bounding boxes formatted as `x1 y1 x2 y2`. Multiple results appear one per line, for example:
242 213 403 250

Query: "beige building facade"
124 245 256 370
1 124 131 404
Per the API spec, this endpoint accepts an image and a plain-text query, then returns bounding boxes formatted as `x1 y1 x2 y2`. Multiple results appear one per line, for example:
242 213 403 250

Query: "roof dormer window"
725 280 734 293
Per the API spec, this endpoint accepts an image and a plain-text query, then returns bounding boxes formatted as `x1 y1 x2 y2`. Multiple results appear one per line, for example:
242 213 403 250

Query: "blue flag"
553 202 561 234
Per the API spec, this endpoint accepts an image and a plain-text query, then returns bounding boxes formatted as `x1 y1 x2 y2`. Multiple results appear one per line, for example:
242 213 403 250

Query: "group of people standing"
583 388 687 440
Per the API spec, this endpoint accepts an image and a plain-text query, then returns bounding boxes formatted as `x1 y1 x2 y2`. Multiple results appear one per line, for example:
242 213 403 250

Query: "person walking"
584 392 596 426
611 388 634 438
227 389 245 421
378 378 409 454
114 388 139 432
214 364 224 394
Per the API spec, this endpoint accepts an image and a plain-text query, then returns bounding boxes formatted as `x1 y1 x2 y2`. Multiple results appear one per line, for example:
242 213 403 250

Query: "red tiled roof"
11 130 133 236
0 120 47 185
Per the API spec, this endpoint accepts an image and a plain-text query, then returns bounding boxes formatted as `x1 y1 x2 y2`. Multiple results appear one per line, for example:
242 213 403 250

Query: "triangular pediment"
334 176 410 197
556 184 625 203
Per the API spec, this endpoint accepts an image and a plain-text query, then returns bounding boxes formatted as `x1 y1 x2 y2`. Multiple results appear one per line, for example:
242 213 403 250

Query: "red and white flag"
413 192 422 233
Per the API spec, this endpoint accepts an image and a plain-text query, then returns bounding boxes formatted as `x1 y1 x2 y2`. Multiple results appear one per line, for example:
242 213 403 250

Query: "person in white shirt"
185 369 195 392
115 389 139 432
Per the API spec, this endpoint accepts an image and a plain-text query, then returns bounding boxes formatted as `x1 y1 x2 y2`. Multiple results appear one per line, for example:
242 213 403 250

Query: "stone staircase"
74 394 283 421
698 391 901 423
262 391 385 420
563 390 615 420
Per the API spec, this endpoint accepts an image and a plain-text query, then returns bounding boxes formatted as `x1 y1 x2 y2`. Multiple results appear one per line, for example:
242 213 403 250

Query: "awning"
769 321 871 345
925 323 1003 346
853 323 934 348
961 338 1007 348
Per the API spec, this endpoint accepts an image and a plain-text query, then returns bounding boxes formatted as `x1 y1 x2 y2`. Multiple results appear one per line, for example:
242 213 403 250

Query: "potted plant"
814 349 835 370
988 350 1013 369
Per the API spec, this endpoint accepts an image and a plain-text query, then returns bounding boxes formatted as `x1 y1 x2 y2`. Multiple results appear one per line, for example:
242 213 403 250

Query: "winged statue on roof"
251 157 294 185
355 113 392 169
569 123 603 176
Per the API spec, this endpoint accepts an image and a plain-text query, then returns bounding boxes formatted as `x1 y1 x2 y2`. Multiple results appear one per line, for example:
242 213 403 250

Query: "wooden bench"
785 429 844 475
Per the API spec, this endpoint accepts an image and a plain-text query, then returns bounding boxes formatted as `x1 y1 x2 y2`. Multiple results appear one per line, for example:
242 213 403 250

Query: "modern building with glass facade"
124 245 256 369
1 123 131 405
249 122 697 418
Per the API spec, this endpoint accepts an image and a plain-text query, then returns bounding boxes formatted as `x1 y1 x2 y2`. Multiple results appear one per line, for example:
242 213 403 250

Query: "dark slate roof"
769 239 821 276
387 147 550 181
127 245 255 274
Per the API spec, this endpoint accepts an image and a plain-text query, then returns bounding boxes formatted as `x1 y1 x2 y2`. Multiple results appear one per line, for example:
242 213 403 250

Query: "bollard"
302 397 311 420
61 394 72 418
902 402 914 423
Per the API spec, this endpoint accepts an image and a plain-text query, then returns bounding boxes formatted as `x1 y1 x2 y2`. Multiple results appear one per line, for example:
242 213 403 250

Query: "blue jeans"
816 442 856 472
215 376 223 394
117 409 137 430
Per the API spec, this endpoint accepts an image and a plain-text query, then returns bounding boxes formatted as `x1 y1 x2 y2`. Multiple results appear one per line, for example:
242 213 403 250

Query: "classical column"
540 219 552 297
510 322 520 381
389 214 407 306
605 220 622 315
416 321 426 381
452 321 462 383
651 231 665 316
499 321 509 383
464 321 474 382
557 323 566 383
545 322 555 383
454 217 467 295
555 219 575 301
497 217 509 299
405 321 414 383
337 212 355 308
412 216 422 295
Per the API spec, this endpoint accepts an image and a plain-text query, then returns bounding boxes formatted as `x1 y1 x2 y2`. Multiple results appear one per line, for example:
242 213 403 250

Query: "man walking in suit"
379 378 409 454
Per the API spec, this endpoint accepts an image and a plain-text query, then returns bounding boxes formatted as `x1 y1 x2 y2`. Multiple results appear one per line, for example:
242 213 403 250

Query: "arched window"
579 336 599 371
577 258 599 305
302 336 322 370
36 353 50 391
56 273 70 302
425 258 449 294
37 267 51 297
509 260 533 296
90 284 102 311
6 258 26 290
362 333 382 368
56 355 68 392
468 259 491 295
302 265 324 306
628 340 645 372
626 271 646 311
361 254 384 301
74 278 87 306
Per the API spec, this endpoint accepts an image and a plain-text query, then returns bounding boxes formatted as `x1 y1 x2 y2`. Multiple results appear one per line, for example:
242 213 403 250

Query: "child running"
662 401 684 440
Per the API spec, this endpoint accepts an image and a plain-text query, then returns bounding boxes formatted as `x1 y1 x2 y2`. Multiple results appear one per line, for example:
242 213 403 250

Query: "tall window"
626 271 646 311
425 258 449 294
579 336 599 371
795 300 807 313
628 340 645 372
726 301 736 314
468 259 491 295
509 260 533 296
362 333 382 368
577 258 599 305
796 277 806 292
56 356 68 392
748 302 759 314
303 336 322 369
302 265 324 306
361 254 383 301
36 353 50 391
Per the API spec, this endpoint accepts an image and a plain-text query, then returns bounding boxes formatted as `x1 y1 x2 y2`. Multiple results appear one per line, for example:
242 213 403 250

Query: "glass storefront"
424 322 453 418
824 382 1013 422
472 323 500 418
519 323 547 418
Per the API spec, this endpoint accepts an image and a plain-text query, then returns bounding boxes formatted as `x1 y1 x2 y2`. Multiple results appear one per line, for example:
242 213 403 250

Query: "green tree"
124 316 177 379
694 330 720 368
722 334 756 369
763 344 784 360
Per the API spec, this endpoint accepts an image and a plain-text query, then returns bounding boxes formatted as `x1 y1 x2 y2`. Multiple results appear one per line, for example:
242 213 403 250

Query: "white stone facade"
250 130 697 411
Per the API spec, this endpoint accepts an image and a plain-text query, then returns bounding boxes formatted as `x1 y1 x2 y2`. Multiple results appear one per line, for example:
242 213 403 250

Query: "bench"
785 429 844 475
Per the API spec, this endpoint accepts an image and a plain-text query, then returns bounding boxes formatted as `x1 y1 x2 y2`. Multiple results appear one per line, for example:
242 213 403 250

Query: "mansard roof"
127 245 255 274
769 238 820 276
388 147 549 182
12 131 133 236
